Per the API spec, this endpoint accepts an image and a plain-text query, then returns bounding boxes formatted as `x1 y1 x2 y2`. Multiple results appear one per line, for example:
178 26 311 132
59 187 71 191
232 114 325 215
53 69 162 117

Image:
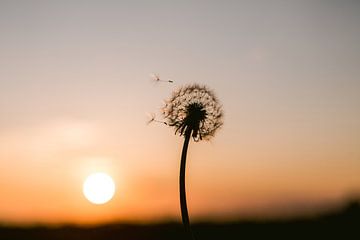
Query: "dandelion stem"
180 128 195 239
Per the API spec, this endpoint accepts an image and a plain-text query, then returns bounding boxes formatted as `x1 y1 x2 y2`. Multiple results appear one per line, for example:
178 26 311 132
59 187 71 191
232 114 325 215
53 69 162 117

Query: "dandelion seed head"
162 84 223 141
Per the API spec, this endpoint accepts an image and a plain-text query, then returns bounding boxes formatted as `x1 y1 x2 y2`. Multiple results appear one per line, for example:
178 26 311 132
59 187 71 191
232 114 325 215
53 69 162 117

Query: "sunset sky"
1 0 360 225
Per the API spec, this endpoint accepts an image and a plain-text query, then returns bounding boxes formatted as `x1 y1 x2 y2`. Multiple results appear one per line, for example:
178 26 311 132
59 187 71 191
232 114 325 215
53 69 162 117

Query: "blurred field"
1 200 359 240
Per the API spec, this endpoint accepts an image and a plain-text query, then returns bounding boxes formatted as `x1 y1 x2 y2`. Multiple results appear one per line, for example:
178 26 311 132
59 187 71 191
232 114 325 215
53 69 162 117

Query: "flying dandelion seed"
146 112 156 125
146 112 167 125
161 84 223 239
150 73 174 83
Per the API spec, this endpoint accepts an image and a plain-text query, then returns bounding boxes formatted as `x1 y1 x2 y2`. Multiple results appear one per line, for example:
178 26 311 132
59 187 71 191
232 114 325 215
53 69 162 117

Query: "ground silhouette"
0 199 359 240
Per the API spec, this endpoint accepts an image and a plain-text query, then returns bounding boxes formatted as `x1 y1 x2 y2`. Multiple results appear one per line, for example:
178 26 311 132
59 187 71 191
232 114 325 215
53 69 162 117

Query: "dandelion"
162 84 223 239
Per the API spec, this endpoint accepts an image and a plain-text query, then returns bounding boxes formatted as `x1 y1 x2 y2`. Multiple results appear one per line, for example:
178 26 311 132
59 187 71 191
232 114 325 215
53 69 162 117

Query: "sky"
0 0 360 225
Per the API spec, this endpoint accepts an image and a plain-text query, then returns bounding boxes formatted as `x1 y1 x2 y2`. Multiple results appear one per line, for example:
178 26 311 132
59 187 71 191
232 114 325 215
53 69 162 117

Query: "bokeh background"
0 0 359 226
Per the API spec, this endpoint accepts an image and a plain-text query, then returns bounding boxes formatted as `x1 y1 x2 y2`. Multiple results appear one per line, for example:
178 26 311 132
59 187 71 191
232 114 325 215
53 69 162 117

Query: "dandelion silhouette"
162 84 223 239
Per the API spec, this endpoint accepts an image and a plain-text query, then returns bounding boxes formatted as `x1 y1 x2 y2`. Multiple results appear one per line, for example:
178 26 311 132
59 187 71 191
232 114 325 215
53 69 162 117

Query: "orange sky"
0 1 360 224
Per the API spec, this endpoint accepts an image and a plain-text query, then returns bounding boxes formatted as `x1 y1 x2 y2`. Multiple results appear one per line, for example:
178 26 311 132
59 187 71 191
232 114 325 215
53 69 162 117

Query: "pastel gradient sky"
1 0 360 224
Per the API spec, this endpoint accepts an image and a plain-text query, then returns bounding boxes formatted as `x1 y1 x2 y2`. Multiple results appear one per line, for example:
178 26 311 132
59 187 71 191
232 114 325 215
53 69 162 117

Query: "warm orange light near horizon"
83 173 116 205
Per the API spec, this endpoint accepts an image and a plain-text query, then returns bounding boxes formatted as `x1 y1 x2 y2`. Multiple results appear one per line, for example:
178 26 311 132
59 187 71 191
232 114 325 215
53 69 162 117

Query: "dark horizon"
1 198 359 239
1 197 359 226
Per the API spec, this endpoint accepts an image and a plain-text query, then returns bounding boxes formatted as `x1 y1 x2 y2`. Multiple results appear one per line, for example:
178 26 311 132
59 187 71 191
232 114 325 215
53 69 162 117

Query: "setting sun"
83 173 116 205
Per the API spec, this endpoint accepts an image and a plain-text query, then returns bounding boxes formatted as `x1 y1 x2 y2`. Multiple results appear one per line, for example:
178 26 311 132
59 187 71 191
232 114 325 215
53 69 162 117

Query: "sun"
83 172 116 205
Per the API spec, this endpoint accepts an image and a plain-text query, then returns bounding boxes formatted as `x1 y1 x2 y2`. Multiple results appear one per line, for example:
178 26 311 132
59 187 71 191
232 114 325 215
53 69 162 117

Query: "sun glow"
83 172 116 205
